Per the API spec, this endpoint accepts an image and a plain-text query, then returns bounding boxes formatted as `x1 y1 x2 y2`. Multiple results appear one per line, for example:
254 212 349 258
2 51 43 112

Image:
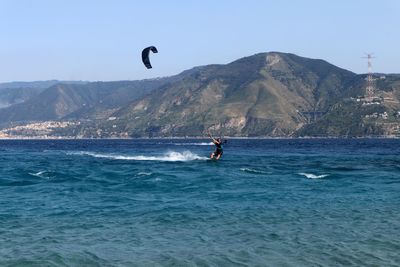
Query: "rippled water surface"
1 139 399 266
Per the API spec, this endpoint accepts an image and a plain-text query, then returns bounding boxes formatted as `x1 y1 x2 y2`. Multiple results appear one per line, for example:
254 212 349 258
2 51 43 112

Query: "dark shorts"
214 148 223 156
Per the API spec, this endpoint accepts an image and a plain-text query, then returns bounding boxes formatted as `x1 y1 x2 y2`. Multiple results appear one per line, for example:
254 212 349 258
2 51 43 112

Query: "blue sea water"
0 139 399 266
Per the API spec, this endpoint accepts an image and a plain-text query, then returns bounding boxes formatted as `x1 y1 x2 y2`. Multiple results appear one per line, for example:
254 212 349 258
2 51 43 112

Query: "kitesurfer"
208 130 223 160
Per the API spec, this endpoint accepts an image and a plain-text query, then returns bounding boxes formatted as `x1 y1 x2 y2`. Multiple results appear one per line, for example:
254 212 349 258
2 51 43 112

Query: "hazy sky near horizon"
1 0 399 82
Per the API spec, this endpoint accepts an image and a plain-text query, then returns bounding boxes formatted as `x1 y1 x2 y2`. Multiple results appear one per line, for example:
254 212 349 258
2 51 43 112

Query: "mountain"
93 52 358 137
1 52 400 138
0 80 87 90
296 74 400 136
0 78 180 127
0 80 88 109
0 87 44 109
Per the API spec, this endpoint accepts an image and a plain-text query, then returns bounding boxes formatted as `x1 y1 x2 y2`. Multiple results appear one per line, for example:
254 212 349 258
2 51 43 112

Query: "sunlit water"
1 139 399 266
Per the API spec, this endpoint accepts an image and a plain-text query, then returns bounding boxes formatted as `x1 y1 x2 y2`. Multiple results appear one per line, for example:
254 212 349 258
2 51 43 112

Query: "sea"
0 139 399 266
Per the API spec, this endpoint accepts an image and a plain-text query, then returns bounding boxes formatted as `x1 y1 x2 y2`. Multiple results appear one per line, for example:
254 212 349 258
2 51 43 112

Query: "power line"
362 53 376 99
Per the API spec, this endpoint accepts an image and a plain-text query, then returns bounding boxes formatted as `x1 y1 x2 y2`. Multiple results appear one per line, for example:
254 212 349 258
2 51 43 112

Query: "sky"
0 0 399 82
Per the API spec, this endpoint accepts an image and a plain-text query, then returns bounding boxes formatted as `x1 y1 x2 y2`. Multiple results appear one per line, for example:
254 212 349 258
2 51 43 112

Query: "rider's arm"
208 130 217 143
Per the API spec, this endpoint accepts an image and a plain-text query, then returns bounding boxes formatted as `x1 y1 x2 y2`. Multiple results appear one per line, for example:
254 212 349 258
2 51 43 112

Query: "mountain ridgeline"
0 78 179 127
1 52 400 138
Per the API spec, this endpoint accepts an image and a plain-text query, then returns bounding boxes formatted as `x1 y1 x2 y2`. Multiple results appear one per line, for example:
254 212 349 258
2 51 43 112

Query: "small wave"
240 168 271 175
298 172 329 179
28 171 50 179
69 151 208 162
174 142 213 146
137 172 152 176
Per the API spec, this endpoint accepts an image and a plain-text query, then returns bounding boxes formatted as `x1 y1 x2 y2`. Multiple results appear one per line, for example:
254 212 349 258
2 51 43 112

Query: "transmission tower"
363 53 375 99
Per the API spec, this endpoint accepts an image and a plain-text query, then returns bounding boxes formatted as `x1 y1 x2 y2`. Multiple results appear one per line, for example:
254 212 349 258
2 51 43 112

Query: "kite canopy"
142 46 158 69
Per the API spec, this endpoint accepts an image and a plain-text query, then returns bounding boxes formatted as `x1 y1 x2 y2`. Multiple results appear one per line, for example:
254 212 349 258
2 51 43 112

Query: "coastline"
1 135 400 140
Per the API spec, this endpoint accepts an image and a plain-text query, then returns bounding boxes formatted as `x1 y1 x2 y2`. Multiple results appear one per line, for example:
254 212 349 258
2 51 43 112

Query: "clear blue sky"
1 0 399 82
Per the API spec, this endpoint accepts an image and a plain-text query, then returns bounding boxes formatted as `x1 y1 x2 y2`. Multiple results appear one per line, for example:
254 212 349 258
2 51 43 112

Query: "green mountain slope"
297 74 400 137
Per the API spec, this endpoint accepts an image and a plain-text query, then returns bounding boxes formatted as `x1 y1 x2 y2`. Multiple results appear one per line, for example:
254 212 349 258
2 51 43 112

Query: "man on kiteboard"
208 130 223 160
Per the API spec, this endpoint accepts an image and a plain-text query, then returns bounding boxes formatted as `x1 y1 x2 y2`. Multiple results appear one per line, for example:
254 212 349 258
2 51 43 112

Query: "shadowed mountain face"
0 78 178 127
0 80 87 109
0 87 44 109
106 52 357 137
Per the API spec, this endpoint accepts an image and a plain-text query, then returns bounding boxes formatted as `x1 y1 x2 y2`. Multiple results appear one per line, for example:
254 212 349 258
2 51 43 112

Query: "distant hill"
0 80 87 90
0 87 44 109
0 77 183 127
1 52 400 138
0 80 88 109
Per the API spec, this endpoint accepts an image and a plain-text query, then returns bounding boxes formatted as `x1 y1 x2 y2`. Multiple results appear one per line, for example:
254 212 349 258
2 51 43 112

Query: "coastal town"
0 121 80 139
